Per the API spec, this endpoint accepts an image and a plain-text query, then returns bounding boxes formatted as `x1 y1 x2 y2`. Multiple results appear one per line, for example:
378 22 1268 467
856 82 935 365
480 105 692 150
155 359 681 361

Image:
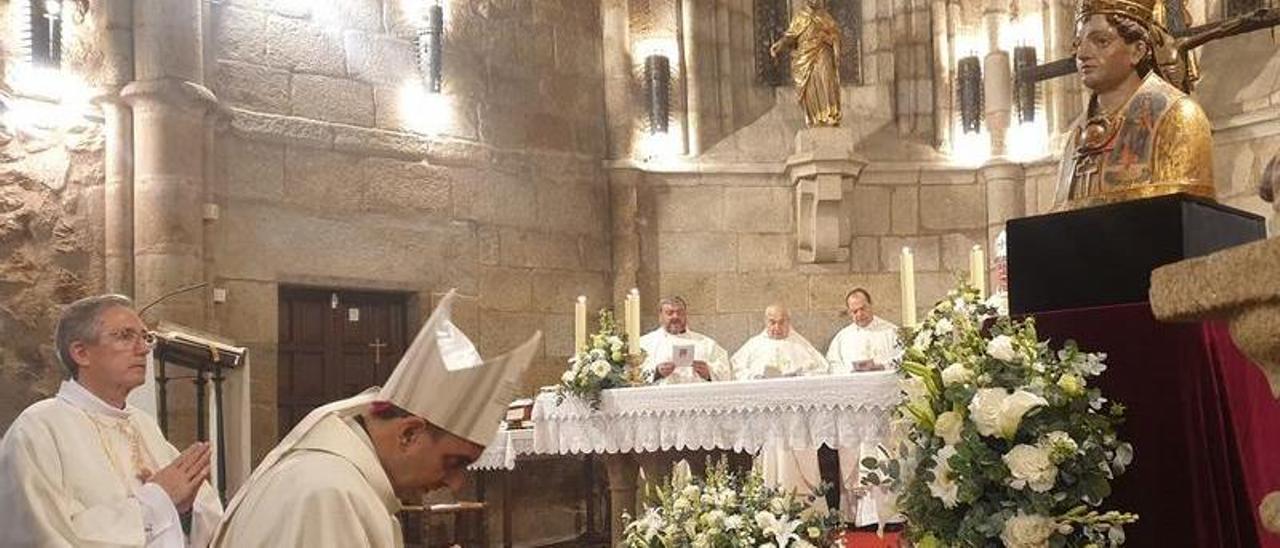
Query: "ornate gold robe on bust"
1054 71 1215 210
782 6 842 127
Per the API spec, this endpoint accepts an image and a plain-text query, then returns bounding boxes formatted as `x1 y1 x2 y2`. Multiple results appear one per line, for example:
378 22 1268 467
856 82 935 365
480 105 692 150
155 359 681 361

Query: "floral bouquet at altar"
622 459 842 548
556 309 639 408
862 287 1138 547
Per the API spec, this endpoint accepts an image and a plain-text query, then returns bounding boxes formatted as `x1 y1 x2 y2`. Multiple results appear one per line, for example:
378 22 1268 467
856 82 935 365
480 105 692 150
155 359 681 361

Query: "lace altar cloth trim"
532 372 901 455
471 427 535 471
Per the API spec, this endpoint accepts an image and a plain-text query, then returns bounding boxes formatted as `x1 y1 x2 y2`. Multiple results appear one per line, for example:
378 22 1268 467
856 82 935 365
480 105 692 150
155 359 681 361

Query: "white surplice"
825 316 902 373
731 330 828 380
0 380 223 548
824 317 904 526
638 328 732 384
212 392 403 548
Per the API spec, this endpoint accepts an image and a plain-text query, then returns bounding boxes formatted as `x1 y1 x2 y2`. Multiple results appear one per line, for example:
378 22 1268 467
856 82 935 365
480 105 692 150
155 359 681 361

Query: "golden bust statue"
1054 0 1215 210
769 0 842 127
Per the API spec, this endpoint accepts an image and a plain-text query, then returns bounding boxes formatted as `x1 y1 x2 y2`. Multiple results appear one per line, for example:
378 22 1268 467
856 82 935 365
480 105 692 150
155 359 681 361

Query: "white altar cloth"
531 372 900 455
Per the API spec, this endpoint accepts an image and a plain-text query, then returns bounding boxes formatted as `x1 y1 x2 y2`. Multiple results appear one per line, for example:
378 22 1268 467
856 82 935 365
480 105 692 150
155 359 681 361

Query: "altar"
473 372 901 544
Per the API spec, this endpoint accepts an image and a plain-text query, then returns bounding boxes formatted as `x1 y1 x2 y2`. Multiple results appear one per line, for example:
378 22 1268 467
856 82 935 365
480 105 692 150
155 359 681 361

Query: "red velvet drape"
1033 303 1280 548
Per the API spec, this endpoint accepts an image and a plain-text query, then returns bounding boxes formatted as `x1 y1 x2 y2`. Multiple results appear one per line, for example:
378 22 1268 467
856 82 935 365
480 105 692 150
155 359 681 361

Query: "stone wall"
628 161 1000 356
0 0 109 431
206 0 610 467
0 118 105 430
205 1 609 544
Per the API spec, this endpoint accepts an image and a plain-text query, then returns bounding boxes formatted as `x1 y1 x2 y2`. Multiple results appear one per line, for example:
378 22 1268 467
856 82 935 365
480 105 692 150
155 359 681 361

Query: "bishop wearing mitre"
212 290 540 547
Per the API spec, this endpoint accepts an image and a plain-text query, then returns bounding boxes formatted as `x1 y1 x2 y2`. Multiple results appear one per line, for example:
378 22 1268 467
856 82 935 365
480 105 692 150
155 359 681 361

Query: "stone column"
787 128 866 263
931 0 953 151
604 454 640 546
100 98 134 297
125 0 212 326
610 168 643 308
601 0 634 159
983 3 1011 156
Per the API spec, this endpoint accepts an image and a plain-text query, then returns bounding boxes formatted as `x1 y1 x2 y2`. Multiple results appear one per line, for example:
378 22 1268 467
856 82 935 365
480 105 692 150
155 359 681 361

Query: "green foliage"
861 286 1138 547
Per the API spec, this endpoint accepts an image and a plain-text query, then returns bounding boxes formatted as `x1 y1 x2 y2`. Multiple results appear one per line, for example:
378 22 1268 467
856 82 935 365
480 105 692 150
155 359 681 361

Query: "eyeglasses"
101 328 157 350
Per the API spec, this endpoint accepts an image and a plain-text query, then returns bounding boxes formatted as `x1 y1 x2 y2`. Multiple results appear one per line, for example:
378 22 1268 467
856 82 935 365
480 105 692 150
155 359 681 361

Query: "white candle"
574 296 587 353
901 247 917 327
970 245 986 299
627 288 641 355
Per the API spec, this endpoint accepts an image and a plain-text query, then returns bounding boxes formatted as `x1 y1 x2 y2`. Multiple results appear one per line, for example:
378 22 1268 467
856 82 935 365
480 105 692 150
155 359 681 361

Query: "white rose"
1000 512 1056 548
590 359 612 378
997 390 1048 438
934 411 964 445
927 445 960 508
987 335 1018 362
561 370 575 384
934 317 954 335
1003 444 1058 492
941 362 974 386
723 514 744 531
969 388 1007 437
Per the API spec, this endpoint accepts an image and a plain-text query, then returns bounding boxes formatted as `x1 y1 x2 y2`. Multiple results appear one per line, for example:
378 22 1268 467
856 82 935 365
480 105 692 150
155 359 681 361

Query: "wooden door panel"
277 287 408 438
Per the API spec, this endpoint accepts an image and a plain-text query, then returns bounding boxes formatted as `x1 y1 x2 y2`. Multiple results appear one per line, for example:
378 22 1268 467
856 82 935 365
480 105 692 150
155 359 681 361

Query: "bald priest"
212 290 541 547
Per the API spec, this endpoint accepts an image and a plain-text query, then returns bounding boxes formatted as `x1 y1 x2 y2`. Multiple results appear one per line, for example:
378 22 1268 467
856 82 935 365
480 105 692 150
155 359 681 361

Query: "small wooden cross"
368 338 388 365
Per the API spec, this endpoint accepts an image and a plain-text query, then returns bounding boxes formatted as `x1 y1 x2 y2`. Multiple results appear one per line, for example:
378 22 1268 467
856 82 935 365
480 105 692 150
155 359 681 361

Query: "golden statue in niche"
770 0 842 127
1054 0 1216 210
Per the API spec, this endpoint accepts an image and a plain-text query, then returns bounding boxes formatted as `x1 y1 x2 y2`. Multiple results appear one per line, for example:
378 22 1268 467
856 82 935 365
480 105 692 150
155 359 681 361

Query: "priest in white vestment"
826 288 901 373
734 305 833 512
824 288 904 528
212 290 540 547
0 294 223 548
731 304 827 380
638 296 732 383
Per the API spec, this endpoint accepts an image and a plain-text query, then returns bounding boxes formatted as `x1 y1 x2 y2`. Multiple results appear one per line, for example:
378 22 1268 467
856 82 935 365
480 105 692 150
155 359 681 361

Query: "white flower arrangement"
622 459 841 548
555 309 636 408
862 286 1137 547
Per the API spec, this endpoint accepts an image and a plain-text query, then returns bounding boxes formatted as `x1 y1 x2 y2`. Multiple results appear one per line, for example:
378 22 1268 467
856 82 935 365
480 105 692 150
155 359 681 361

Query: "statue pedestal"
1006 194 1266 315
785 127 865 264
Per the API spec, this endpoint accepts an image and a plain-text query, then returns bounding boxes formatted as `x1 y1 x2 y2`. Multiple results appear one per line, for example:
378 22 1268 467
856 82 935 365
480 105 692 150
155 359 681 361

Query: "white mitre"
377 289 542 445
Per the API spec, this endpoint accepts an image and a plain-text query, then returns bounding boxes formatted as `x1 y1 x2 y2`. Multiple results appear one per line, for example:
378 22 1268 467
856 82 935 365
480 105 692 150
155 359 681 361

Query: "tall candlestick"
574 296 587 353
627 288 641 355
970 244 987 299
901 247 917 327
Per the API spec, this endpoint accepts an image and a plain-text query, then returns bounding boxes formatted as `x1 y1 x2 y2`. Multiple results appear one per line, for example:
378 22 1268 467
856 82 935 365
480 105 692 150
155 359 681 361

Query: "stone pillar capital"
978 159 1024 183
121 78 218 113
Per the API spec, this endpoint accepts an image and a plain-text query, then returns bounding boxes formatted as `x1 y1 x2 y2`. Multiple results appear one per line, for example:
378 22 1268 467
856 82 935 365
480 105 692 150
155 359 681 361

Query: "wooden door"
277 287 409 437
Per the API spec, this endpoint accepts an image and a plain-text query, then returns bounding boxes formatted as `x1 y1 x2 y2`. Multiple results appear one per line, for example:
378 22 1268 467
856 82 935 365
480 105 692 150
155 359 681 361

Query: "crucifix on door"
369 338 388 365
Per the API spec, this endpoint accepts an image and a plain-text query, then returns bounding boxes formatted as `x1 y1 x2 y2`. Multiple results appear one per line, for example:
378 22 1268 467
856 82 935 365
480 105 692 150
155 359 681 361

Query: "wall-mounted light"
957 55 983 134
417 1 443 93
644 54 670 134
30 0 63 67
1013 46 1037 124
